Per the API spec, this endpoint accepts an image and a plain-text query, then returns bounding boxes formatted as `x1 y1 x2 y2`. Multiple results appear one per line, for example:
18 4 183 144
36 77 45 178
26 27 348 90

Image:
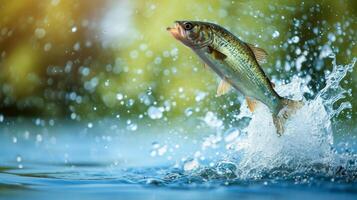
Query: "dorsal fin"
216 79 231 96
246 97 258 112
246 43 268 64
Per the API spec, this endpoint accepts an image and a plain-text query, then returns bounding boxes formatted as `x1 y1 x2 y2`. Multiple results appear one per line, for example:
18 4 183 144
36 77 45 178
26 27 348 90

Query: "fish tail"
272 98 304 136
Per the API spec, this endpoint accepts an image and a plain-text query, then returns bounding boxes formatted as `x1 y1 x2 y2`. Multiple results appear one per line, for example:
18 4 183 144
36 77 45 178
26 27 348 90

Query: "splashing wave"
185 57 357 182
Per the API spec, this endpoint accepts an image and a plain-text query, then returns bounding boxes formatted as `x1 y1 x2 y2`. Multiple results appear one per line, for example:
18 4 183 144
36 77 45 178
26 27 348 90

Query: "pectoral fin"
208 46 227 60
216 79 231 96
203 63 209 69
246 43 268 64
212 49 227 60
246 97 258 112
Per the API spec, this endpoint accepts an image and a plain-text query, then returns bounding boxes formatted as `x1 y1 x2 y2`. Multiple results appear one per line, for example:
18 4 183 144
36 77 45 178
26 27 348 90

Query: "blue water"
0 119 357 200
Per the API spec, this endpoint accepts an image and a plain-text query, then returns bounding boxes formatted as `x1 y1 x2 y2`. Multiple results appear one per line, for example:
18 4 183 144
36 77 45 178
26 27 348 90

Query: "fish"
167 21 303 135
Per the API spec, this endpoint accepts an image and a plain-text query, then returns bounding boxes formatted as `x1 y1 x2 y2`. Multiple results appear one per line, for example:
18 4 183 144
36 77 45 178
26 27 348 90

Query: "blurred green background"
0 0 356 125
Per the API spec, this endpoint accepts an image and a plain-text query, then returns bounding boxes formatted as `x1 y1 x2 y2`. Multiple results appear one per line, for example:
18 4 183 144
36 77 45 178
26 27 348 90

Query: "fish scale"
211 30 276 105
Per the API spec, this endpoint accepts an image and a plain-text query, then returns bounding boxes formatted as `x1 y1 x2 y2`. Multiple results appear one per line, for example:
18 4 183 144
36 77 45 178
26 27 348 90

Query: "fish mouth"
167 22 185 40
167 21 196 48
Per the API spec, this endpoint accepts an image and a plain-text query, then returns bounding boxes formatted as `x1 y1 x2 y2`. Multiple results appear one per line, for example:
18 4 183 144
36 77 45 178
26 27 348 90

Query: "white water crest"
229 56 356 178
192 57 357 179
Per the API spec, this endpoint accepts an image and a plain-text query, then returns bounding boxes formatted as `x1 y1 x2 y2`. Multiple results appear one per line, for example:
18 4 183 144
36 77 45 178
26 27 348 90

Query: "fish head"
167 21 213 49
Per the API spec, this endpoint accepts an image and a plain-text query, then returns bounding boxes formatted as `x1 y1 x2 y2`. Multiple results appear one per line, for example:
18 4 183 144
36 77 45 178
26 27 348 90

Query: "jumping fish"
167 21 303 135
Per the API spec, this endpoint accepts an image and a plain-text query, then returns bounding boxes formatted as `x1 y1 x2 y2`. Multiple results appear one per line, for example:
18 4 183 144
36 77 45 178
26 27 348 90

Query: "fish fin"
212 49 227 60
246 43 268 64
272 115 284 137
273 99 304 136
203 63 209 69
216 79 231 96
246 97 257 112
208 46 227 60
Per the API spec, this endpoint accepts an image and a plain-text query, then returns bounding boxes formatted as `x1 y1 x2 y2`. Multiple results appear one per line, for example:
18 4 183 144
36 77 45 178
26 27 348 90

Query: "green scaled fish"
167 21 303 135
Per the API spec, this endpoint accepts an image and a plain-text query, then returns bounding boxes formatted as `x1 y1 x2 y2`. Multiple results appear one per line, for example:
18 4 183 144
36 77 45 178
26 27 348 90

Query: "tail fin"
272 99 304 136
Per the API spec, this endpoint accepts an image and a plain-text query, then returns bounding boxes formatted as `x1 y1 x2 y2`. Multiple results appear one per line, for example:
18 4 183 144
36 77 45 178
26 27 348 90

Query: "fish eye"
183 22 193 30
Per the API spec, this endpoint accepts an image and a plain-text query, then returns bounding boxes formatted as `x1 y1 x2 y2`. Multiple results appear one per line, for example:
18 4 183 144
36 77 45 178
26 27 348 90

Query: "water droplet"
202 134 222 149
328 33 336 42
80 67 90 76
152 141 160 149
161 51 169 58
104 79 110 86
130 50 138 59
116 93 123 100
157 145 167 156
36 134 43 142
70 113 76 120
88 123 93 128
154 56 162 64
194 151 201 158
49 119 55 126
73 42 81 51
272 30 280 38
24 131 30 139
71 26 77 33
184 108 193 116
127 123 138 131
139 43 148 51
148 106 163 119
291 36 300 43
224 128 240 142
203 112 223 128
296 55 307 71
44 43 52 51
34 28 46 39
170 48 179 57
183 159 199 171
150 150 157 157
195 91 207 102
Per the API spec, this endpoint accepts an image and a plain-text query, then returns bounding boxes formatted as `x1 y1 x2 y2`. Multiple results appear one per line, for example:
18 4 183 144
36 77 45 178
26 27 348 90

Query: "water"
1 58 357 199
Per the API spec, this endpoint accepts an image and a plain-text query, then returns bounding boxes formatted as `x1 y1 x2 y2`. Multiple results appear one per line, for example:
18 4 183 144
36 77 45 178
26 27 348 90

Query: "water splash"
192 57 356 180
